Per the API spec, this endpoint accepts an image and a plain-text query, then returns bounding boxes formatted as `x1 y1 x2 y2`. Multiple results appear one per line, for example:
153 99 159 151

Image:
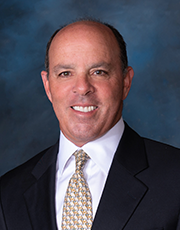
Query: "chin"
70 130 99 146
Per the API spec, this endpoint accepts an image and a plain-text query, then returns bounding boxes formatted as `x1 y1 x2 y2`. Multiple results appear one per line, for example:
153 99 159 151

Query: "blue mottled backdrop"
0 0 180 176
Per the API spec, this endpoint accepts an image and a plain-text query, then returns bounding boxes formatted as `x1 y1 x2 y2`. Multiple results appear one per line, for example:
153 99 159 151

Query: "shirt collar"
57 117 124 176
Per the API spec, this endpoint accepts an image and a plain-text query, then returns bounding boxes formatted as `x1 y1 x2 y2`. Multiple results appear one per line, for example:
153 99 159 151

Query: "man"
1 19 180 230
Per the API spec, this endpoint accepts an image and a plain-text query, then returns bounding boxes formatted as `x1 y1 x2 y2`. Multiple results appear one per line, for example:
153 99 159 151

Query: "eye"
58 71 71 77
94 70 107 75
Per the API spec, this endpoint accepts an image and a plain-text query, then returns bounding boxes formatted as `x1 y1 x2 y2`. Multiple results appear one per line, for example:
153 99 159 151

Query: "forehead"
49 22 120 60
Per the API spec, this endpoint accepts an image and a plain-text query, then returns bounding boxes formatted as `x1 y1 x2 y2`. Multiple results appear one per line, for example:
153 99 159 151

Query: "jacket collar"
116 122 148 175
92 123 149 230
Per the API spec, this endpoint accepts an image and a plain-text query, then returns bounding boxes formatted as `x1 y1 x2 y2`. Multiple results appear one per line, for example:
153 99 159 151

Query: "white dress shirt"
55 118 125 229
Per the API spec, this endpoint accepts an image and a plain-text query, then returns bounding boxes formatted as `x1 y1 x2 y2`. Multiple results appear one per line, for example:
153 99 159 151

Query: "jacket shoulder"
144 137 180 158
0 142 58 189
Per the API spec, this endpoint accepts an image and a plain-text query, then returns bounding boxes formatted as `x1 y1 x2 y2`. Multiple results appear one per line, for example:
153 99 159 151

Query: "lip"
71 105 98 113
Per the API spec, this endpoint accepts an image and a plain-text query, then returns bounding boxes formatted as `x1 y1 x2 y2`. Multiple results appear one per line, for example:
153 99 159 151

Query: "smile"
72 106 97 112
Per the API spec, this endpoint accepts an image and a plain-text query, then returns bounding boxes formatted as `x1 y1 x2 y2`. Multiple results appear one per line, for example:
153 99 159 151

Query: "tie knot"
74 149 89 172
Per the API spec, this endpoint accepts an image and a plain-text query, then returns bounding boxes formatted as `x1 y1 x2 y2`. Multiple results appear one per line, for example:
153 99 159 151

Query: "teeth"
73 106 97 112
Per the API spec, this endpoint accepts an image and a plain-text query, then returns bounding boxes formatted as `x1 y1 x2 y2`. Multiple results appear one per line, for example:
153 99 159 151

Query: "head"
41 19 134 147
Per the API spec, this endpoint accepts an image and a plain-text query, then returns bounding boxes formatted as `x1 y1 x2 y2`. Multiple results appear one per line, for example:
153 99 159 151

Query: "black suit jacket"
1 123 180 230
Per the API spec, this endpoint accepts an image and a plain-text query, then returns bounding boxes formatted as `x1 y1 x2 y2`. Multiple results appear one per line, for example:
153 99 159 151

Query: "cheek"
99 82 123 103
48 87 64 113
49 84 74 119
49 82 68 101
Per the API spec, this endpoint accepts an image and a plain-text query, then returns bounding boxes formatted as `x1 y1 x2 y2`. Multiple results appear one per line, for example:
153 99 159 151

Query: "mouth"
71 105 98 113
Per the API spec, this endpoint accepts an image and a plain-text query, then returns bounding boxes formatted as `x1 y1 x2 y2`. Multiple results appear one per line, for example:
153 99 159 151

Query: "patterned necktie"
62 149 93 230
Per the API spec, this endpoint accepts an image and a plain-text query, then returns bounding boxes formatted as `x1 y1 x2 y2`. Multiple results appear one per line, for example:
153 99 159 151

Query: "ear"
41 71 52 102
122 66 134 100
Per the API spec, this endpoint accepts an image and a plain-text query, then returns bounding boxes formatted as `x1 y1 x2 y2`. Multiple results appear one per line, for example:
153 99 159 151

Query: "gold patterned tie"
62 149 93 230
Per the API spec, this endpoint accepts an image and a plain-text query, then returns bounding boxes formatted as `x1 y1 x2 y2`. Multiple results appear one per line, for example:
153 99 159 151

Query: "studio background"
0 0 180 176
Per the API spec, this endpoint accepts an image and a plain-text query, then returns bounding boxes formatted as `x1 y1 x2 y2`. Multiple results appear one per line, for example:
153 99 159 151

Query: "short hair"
44 19 128 75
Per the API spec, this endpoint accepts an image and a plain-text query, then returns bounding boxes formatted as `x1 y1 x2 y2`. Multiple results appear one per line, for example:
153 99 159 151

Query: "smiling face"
41 21 134 147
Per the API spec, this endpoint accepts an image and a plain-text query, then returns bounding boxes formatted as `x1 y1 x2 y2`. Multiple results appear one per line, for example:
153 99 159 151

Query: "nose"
73 75 95 96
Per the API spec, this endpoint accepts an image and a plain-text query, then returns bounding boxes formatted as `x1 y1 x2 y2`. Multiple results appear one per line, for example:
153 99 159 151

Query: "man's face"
41 22 134 147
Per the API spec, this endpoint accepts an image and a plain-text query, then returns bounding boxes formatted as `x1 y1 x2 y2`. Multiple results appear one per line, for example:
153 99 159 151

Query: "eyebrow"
53 64 75 74
90 62 112 69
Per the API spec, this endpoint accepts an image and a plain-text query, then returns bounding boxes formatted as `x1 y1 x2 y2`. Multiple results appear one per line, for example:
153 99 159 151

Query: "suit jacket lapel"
23 142 59 230
92 123 149 230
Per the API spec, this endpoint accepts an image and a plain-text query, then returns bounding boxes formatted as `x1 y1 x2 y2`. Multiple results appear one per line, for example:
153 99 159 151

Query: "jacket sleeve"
0 177 7 230
176 213 180 230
